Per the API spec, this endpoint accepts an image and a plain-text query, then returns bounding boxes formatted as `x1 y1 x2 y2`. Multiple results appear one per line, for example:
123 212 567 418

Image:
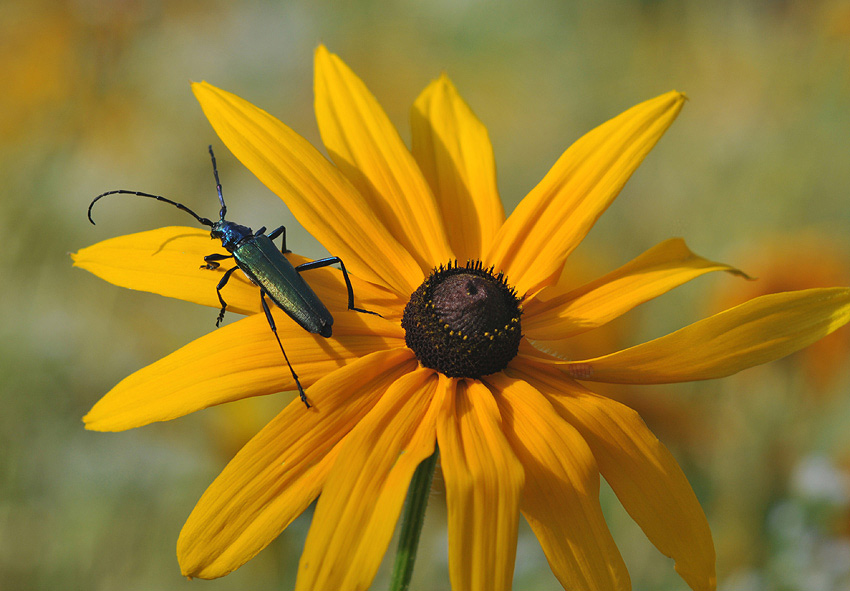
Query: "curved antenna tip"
86 190 214 228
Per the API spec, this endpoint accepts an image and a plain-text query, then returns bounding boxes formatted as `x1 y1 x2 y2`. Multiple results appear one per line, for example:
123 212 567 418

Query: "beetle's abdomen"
234 237 334 336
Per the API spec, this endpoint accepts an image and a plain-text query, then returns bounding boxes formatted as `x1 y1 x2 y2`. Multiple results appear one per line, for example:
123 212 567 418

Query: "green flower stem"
389 447 439 591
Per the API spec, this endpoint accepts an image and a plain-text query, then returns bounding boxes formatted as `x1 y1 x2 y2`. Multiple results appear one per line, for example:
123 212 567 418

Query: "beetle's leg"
267 225 289 254
295 257 381 317
202 253 233 270
260 291 310 408
267 225 285 241
254 226 267 236
214 266 239 327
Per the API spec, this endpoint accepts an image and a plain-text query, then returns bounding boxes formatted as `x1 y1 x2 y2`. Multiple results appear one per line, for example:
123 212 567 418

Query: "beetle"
88 145 378 408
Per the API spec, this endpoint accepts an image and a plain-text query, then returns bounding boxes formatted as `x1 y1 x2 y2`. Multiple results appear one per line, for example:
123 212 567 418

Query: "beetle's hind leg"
295 256 381 317
259 291 310 408
212 266 239 327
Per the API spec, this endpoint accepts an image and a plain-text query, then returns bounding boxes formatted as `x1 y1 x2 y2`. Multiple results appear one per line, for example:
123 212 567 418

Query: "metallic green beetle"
88 146 377 408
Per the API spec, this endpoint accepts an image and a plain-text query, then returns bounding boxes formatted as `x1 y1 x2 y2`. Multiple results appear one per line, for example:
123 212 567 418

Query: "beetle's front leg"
202 253 233 270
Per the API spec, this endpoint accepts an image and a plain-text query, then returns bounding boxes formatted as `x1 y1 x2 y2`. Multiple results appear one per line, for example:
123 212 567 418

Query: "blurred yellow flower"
73 46 850 591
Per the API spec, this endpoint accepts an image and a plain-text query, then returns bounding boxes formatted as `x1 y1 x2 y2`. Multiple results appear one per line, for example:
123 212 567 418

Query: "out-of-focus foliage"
3 0 850 589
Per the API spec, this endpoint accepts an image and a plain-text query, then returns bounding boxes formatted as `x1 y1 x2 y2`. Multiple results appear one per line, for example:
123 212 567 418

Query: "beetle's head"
211 220 253 252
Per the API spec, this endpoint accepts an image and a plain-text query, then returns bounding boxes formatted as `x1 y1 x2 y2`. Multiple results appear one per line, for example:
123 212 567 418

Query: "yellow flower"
709 231 850 394
73 46 850 591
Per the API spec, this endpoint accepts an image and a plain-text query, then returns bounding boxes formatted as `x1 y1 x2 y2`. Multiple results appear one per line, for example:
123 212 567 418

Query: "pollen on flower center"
401 260 523 378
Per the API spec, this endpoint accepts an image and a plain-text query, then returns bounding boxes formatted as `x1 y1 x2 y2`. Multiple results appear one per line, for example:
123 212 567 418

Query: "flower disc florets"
402 260 523 378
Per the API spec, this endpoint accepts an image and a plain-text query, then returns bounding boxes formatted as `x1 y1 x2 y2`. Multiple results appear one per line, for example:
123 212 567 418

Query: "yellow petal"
484 372 630 591
547 287 850 383
516 362 716 591
192 80 422 296
74 227 404 320
73 226 402 315
84 312 405 431
436 378 524 591
486 91 686 296
73 227 260 315
178 348 418 579
411 73 504 261
524 238 749 341
296 368 441 591
314 46 453 272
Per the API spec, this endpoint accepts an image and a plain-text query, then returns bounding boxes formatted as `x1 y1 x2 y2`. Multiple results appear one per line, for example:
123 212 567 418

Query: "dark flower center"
401 260 523 378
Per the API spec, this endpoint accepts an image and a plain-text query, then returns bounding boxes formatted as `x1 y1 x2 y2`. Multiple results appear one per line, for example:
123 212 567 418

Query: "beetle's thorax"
211 220 254 252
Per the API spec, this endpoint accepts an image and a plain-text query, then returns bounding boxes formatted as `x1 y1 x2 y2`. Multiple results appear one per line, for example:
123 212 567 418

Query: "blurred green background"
3 0 850 589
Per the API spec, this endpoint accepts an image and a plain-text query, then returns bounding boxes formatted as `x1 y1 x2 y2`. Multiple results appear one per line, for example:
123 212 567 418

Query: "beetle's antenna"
87 190 215 227
208 145 227 221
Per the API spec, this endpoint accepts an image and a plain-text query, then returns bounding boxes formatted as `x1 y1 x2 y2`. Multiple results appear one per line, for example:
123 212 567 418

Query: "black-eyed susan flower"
73 46 850 591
